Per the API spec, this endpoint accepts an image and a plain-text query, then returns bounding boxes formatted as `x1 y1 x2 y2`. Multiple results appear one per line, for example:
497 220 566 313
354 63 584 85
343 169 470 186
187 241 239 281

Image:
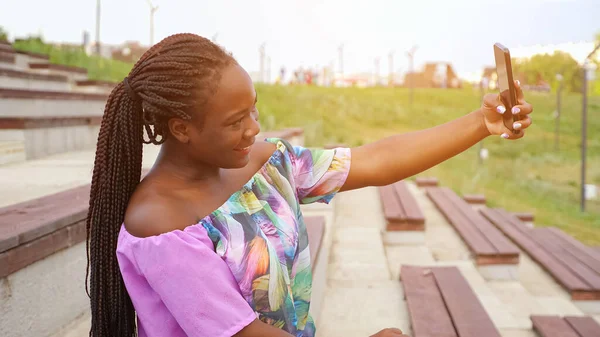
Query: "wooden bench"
379 181 426 245
0 185 90 278
415 177 439 187
303 215 329 324
305 216 325 270
401 265 501 337
513 212 534 223
481 208 600 307
426 187 519 277
531 315 600 337
462 194 486 205
379 181 425 231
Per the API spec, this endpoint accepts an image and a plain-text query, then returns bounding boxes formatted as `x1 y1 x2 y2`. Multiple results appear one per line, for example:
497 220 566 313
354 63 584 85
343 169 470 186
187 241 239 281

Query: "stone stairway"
317 182 598 337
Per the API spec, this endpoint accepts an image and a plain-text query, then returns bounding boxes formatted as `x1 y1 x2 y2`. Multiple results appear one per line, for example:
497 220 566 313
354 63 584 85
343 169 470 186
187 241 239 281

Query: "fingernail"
513 122 522 130
496 105 506 114
501 133 510 139
512 107 520 115
516 80 521 87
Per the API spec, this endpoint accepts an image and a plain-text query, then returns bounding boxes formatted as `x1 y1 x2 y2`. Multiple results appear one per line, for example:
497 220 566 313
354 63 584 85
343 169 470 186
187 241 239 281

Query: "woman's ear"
168 118 191 143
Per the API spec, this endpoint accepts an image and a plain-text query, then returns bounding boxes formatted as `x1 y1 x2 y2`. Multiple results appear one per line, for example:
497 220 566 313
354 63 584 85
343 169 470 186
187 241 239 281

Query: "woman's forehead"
206 64 255 117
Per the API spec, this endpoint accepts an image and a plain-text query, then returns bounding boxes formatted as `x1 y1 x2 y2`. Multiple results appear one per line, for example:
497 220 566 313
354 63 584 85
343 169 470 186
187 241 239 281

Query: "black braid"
85 33 235 336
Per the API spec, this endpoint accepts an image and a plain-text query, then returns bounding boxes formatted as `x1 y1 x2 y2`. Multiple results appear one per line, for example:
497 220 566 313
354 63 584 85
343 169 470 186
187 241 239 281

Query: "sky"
0 0 598 78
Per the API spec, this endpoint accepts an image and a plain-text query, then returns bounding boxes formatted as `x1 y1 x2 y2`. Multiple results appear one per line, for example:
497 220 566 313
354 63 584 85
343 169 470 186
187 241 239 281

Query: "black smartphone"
494 43 521 134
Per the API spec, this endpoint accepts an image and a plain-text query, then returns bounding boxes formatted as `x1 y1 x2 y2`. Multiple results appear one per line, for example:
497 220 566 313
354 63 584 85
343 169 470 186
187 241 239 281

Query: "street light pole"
259 43 266 83
407 45 418 108
580 42 600 212
555 74 563 152
146 0 159 46
95 0 101 55
338 44 344 80
388 50 395 87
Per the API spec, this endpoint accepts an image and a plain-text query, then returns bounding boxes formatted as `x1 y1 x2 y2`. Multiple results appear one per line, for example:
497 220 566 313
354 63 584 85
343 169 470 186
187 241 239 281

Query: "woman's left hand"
480 80 533 140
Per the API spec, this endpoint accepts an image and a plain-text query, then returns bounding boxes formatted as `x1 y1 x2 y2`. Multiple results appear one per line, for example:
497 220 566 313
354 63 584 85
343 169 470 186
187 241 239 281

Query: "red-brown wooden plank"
393 181 425 225
305 216 325 269
482 208 591 293
433 267 501 337
379 184 406 223
443 188 519 256
400 266 457 337
0 184 90 252
463 194 486 205
544 227 600 273
513 212 534 222
532 228 600 289
565 316 600 337
0 220 86 279
415 177 439 187
426 187 496 255
531 316 579 337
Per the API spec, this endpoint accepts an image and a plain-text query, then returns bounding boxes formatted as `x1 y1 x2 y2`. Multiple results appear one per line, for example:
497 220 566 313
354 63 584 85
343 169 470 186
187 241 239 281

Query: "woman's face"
169 63 261 169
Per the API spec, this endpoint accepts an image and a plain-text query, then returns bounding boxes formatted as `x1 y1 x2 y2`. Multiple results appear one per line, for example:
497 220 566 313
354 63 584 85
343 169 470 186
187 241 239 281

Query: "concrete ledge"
0 242 88 337
0 116 101 129
573 300 600 314
74 80 117 93
0 88 107 100
29 62 87 74
477 264 519 281
383 230 426 245
0 68 68 82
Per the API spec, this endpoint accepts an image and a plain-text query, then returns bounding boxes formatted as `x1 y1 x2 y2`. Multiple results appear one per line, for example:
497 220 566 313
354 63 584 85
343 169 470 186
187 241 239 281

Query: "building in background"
403 62 461 89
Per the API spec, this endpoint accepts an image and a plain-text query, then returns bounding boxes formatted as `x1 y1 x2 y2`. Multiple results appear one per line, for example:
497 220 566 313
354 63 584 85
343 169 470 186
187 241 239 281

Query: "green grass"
256 84 600 245
6 39 600 244
13 39 132 82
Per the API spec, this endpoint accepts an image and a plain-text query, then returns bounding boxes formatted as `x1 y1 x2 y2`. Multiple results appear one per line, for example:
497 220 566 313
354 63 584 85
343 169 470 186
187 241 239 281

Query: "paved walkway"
4 147 599 336
317 182 596 337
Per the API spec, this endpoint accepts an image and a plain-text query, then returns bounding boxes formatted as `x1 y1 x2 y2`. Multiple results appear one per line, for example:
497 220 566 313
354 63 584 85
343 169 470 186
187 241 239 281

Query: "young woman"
86 33 533 337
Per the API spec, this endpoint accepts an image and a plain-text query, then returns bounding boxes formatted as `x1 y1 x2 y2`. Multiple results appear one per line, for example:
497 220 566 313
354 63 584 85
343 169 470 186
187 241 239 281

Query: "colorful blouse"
116 138 352 337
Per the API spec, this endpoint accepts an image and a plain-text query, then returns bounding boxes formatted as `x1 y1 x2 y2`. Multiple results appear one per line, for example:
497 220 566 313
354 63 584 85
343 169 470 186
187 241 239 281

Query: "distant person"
280 66 286 84
86 33 533 337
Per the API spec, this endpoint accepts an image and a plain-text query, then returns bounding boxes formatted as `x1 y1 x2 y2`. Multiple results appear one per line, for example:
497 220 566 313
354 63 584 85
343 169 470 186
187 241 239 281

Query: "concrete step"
0 88 107 118
0 68 71 92
0 140 25 165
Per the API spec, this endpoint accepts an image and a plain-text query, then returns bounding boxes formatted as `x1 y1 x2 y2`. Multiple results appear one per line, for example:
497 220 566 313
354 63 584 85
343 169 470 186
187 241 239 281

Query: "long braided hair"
86 33 234 336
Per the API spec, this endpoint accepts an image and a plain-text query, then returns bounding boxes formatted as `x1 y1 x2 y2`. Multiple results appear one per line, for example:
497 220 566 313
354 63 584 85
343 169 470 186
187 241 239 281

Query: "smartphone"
493 43 521 134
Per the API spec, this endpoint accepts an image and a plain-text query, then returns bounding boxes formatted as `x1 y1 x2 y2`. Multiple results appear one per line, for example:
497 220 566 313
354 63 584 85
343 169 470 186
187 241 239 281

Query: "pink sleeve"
132 227 257 337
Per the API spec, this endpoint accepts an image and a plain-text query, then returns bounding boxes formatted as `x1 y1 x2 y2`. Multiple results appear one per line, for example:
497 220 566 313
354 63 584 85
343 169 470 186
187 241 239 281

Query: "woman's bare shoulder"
123 182 196 238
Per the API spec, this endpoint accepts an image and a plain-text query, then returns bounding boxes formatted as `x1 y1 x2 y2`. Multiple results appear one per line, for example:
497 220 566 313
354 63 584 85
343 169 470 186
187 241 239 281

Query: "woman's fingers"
511 101 533 116
515 79 524 101
513 115 532 131
501 128 525 140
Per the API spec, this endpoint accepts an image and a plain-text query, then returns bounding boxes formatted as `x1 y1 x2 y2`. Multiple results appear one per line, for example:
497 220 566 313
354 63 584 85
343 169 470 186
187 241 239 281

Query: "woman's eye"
233 117 244 126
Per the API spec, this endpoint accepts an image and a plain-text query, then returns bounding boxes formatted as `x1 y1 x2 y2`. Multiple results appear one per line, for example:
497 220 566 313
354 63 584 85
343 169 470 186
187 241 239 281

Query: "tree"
0 26 8 42
513 51 583 93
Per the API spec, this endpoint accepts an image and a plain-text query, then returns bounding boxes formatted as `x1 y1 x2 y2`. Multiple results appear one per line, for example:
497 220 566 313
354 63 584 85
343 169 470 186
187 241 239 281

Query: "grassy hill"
7 37 600 244
256 84 600 244
13 38 132 82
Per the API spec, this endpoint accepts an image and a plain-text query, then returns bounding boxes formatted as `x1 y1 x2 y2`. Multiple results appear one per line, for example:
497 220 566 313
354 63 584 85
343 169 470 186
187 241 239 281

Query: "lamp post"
95 0 101 55
407 45 418 108
555 74 563 152
146 0 159 46
580 42 600 212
